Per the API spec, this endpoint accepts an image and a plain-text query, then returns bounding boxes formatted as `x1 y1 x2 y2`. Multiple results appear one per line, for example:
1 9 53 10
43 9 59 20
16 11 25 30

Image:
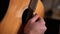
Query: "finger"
29 14 40 23
35 20 47 31
36 18 45 25
38 18 46 30
40 18 45 25
34 18 46 27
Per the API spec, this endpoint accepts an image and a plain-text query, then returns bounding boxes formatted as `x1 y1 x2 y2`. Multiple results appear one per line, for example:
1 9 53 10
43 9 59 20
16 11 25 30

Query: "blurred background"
42 0 60 34
0 0 60 34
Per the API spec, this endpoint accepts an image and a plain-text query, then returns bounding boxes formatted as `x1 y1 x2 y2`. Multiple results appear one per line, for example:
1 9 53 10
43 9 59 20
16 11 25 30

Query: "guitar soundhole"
18 8 33 34
22 8 33 26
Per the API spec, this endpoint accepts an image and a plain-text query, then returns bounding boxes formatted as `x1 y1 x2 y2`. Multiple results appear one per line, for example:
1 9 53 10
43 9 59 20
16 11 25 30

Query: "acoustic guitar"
0 0 44 34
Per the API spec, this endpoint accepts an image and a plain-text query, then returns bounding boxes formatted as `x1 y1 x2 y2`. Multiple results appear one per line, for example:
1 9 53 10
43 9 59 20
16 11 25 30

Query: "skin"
24 14 47 34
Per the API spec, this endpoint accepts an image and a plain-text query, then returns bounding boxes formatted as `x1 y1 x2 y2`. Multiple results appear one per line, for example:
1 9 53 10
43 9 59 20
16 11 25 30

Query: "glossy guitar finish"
0 0 44 34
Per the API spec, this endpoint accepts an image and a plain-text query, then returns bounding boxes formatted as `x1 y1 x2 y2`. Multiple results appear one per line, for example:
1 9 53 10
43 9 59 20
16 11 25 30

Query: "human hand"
24 14 47 34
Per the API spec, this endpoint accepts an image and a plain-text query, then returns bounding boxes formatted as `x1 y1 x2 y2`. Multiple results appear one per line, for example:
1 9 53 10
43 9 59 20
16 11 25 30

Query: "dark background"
0 0 60 34
0 0 10 21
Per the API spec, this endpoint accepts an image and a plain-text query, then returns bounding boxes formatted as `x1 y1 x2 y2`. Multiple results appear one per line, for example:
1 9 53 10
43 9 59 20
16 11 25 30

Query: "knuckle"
44 26 47 31
41 26 47 31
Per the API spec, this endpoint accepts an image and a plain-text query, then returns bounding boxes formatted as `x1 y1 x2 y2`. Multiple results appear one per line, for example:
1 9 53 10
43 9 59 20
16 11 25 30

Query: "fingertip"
31 15 39 22
40 18 46 25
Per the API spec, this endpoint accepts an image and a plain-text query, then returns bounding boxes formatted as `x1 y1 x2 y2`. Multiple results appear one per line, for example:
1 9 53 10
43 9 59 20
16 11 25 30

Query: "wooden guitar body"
0 0 44 34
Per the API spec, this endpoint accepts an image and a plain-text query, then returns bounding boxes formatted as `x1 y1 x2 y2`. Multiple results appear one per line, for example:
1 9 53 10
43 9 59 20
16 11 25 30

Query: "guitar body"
0 0 44 34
